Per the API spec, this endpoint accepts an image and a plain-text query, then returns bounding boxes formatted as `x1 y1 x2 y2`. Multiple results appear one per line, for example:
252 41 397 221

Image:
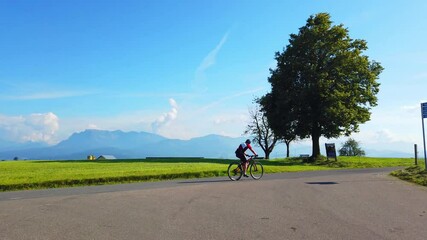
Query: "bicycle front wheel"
227 162 243 181
250 161 264 180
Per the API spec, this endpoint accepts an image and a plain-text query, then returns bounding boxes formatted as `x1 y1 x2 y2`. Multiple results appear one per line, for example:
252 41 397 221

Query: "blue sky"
1 0 427 155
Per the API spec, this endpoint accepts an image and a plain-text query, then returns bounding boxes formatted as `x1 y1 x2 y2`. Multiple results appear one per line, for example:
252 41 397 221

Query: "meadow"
0 157 421 191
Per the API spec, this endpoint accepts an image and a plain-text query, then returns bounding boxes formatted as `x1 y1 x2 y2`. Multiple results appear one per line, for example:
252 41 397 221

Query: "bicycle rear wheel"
250 161 264 180
227 162 243 181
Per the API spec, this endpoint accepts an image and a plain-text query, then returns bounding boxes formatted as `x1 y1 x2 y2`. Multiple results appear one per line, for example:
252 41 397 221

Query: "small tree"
258 94 297 158
244 106 279 159
339 138 365 156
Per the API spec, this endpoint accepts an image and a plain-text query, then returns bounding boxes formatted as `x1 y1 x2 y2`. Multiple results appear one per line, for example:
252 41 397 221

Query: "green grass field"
0 157 421 191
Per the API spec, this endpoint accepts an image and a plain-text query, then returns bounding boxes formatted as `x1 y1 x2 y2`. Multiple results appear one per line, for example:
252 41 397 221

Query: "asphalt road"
1 168 426 240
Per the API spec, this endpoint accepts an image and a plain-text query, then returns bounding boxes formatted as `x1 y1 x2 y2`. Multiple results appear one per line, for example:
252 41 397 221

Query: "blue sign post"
421 103 427 169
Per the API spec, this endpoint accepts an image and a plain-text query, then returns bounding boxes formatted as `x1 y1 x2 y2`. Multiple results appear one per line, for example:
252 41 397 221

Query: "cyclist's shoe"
244 174 249 177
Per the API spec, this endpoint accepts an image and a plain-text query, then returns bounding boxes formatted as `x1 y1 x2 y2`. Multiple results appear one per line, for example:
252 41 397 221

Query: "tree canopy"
339 138 366 156
260 13 383 160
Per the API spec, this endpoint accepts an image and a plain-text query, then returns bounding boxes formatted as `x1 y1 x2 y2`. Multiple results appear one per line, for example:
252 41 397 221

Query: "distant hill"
55 129 167 151
0 129 414 160
364 149 412 158
0 139 48 152
0 130 248 160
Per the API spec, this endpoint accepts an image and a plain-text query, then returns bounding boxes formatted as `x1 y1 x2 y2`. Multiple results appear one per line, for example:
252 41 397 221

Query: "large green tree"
261 13 383 160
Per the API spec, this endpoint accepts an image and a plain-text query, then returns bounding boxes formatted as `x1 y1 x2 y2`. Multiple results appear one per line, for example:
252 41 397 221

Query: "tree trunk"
311 131 321 160
264 151 270 160
285 142 290 158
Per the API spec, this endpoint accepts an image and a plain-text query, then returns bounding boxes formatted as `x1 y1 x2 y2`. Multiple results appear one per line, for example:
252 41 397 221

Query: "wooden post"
414 144 418 165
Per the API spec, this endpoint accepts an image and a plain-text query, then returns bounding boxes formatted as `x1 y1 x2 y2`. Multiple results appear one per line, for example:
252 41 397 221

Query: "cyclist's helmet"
245 139 251 144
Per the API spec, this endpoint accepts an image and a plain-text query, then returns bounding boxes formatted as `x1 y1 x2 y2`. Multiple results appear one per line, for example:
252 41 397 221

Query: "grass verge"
390 166 427 186
0 157 418 191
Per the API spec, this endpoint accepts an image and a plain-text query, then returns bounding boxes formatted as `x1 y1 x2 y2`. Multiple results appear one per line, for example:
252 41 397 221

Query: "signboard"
325 143 337 161
422 102 427 118
422 103 427 169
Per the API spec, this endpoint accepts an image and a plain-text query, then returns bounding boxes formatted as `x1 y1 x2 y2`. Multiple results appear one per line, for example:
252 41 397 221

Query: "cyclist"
235 139 258 177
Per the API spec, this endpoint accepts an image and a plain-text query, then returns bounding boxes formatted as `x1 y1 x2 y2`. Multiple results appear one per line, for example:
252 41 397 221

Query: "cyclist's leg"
243 161 249 176
240 156 249 176
236 153 248 175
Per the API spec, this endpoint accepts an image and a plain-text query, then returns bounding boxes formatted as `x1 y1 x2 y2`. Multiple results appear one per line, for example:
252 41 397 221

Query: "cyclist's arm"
251 149 257 156
247 144 257 156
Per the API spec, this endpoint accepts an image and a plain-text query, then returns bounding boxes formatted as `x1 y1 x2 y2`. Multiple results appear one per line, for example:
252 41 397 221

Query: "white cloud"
214 114 248 125
87 124 100 130
199 87 265 112
401 100 427 112
193 31 229 91
197 32 228 72
343 127 420 154
55 111 156 141
0 112 59 144
413 72 427 80
371 129 402 143
401 104 419 112
0 90 96 100
151 98 179 134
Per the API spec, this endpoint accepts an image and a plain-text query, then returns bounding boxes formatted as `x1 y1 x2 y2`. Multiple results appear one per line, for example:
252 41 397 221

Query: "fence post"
414 144 418 165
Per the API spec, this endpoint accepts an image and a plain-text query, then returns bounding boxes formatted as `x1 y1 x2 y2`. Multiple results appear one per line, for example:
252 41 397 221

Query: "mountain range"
0 129 413 160
0 129 250 160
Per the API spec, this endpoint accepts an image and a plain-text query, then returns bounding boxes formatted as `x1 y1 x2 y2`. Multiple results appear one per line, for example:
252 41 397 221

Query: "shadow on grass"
0 170 229 192
31 158 231 164
30 158 311 166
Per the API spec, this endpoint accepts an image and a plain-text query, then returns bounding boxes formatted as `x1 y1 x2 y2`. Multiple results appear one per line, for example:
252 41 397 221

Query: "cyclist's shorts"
236 153 248 163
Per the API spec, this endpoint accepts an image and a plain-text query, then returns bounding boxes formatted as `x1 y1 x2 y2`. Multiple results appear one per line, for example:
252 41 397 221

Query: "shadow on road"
305 181 338 185
177 179 230 184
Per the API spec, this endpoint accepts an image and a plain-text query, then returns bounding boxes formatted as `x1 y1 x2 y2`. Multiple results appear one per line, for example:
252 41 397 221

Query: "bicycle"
227 155 264 181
